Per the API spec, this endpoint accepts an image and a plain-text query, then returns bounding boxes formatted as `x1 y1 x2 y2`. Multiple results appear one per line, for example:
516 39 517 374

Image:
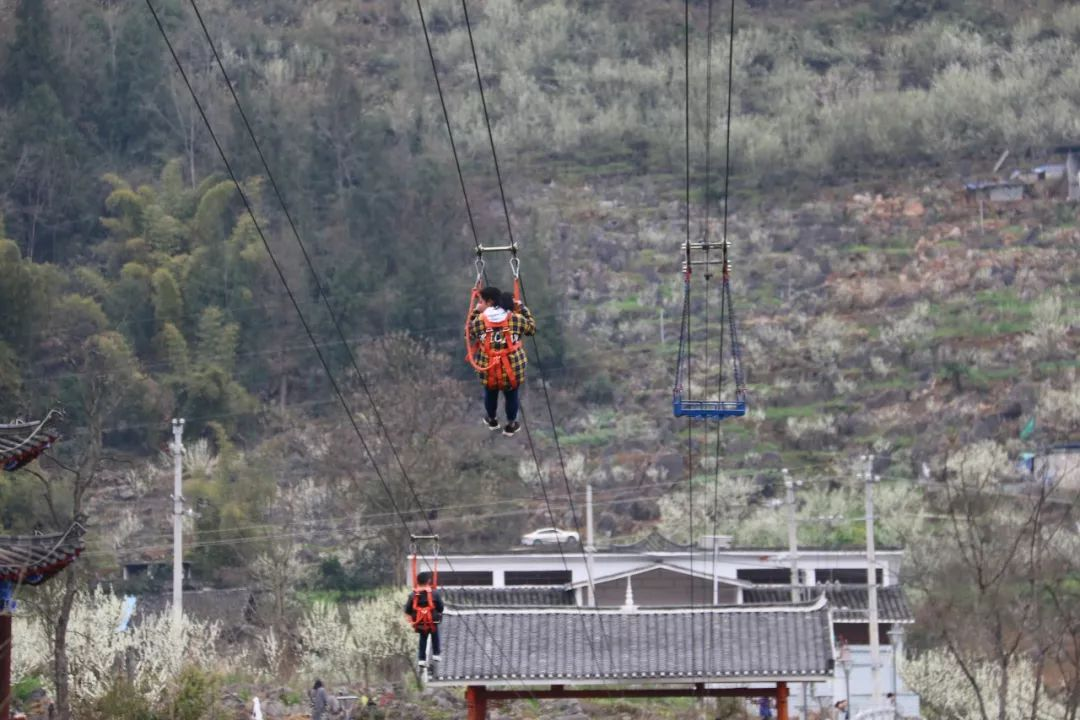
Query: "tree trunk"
996 653 1009 720
52 569 77 720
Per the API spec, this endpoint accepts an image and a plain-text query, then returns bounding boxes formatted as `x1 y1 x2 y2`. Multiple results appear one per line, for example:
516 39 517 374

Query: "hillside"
1 0 1079 717
0 0 1074 573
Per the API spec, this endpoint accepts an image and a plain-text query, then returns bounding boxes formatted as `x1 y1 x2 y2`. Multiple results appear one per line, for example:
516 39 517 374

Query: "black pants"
484 386 520 422
418 628 441 661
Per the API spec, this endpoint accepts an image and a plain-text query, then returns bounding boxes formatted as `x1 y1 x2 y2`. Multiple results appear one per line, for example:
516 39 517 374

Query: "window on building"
817 568 883 585
437 571 494 586
504 570 573 586
737 568 805 584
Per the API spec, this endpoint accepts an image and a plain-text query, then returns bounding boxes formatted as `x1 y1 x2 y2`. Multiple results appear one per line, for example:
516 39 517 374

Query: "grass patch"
764 403 829 418
560 427 620 446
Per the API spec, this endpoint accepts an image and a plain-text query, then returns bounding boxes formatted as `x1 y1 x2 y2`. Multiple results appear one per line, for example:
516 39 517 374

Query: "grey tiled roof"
442 587 574 607
1 413 59 471
742 585 913 623
0 523 84 585
429 596 835 686
135 588 257 628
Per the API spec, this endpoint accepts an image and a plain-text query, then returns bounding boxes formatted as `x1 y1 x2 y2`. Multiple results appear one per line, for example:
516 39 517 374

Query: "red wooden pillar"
776 681 789 720
1 613 11 720
466 685 488 720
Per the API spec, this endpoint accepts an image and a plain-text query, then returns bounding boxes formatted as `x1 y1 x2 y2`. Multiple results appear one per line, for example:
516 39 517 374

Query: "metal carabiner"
474 257 486 283
509 256 520 278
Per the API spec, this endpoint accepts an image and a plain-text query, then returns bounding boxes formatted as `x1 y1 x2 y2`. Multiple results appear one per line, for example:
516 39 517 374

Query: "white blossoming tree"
909 441 1080 720
15 584 231 707
904 649 1064 720
298 591 411 687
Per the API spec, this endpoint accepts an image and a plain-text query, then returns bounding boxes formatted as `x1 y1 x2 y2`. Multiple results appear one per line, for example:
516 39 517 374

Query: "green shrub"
12 675 43 703
78 678 157 720
168 666 220 720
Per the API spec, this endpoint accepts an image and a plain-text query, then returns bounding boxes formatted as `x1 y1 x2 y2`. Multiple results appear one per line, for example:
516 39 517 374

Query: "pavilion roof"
0 412 60 472
428 595 834 687
0 522 85 586
742 584 914 623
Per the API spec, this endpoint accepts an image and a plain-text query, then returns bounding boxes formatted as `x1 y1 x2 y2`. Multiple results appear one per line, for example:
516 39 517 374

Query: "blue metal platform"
673 396 747 419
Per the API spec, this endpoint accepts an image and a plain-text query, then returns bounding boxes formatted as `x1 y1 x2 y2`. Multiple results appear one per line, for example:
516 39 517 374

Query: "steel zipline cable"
711 0 739 598
683 0 736 674
146 0 533 689
415 0 613 672
682 0 699 673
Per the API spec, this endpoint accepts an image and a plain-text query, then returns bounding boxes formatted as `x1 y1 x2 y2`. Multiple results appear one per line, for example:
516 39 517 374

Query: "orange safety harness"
464 273 523 391
408 536 440 633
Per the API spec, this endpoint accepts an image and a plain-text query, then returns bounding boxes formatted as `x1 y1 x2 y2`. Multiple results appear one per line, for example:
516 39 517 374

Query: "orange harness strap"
408 548 439 633
464 278 523 389
480 315 521 390
411 587 437 633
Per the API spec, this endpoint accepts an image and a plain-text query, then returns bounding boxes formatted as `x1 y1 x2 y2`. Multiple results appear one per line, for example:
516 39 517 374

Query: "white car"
520 527 580 546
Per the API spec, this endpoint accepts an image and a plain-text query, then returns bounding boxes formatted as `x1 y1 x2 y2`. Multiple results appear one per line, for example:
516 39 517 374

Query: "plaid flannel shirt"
469 305 536 390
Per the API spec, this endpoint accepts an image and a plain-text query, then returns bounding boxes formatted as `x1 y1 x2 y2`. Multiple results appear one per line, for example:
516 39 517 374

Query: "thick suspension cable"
414 0 483 255
426 0 614 668
153 0 527 685
683 0 698 675
459 0 516 253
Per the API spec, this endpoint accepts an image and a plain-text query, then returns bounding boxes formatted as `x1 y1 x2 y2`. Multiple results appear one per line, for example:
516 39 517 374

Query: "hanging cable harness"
408 535 441 633
672 0 746 421
464 254 524 390
673 249 747 418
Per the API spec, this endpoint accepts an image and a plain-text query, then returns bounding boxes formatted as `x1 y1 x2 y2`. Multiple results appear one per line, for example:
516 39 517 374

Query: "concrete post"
586 485 596 607
864 455 882 707
171 418 185 631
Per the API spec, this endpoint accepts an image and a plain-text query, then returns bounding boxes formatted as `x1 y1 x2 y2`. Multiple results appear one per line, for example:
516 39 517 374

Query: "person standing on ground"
310 679 341 719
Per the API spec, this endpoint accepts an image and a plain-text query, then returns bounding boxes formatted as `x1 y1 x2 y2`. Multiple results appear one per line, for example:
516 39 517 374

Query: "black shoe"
483 416 500 431
503 421 521 437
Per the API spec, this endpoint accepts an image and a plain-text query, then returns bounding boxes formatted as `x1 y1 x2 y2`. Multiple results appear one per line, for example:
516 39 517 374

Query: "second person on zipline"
469 286 536 436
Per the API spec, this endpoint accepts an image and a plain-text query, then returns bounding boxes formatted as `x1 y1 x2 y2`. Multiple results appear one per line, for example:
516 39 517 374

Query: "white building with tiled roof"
410 532 920 718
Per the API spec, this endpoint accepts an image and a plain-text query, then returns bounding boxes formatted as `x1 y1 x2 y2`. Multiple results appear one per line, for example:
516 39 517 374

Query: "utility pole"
586 484 596 607
864 454 882 707
171 418 185 630
783 468 799 602
784 469 809 720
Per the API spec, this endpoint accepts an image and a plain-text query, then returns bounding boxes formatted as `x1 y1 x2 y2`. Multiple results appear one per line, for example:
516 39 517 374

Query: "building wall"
420 550 905 589
592 569 736 607
1035 449 1080 491
816 645 919 719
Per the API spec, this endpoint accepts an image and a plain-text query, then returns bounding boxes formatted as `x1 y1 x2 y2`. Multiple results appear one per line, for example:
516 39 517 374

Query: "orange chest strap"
411 588 436 631
480 316 520 389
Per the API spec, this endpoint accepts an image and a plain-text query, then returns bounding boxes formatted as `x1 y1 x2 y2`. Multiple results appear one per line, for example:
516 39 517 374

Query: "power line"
149 0 528 687
414 0 483 256
682 0 698 673
444 0 613 671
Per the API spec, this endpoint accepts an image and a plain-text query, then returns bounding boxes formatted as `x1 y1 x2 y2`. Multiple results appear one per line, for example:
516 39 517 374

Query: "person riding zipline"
404 571 444 669
468 285 536 436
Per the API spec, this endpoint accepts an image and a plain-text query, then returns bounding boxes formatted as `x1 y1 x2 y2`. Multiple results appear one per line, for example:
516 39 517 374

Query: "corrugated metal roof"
429 597 834 686
742 585 913 623
442 587 574 607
